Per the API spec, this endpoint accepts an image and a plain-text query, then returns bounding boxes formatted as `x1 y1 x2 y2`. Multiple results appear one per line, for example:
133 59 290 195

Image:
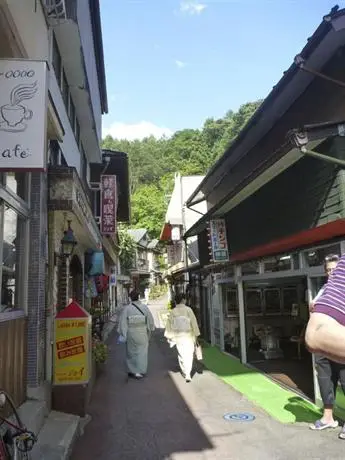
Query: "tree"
118 226 136 274
102 100 261 238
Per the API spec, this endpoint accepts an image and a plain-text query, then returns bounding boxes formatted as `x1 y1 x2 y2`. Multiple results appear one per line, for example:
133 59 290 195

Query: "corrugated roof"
128 228 148 244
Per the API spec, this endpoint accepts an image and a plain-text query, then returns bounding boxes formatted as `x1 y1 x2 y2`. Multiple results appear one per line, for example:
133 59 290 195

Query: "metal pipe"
301 146 345 168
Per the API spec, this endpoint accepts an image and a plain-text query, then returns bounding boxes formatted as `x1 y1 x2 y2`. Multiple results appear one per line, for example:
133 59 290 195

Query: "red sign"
100 175 117 234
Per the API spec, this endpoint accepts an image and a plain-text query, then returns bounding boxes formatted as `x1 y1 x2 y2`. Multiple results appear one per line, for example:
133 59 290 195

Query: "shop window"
245 288 262 314
0 207 26 313
282 286 299 313
304 244 341 267
223 287 238 316
264 288 281 314
241 261 259 275
52 35 62 87
62 70 69 109
264 255 292 272
49 140 60 166
5 173 28 201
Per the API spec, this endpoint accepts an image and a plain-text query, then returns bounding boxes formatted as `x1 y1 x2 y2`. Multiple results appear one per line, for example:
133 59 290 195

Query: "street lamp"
61 220 77 257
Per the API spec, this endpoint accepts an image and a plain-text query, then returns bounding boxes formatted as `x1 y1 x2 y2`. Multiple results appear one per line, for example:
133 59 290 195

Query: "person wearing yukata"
164 293 200 382
308 255 345 437
118 290 155 379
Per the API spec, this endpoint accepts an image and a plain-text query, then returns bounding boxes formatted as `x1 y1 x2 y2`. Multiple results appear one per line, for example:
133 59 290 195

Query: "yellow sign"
53 318 91 385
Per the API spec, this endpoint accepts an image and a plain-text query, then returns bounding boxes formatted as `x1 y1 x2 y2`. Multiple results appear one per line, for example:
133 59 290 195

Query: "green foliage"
148 284 168 300
92 337 108 364
102 101 261 238
118 225 136 273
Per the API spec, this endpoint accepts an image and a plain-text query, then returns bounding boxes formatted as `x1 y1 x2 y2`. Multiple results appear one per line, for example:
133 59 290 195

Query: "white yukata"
164 303 200 380
118 301 155 375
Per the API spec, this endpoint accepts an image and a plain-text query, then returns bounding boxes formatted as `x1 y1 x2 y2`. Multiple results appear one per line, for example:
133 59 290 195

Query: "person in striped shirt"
306 252 345 367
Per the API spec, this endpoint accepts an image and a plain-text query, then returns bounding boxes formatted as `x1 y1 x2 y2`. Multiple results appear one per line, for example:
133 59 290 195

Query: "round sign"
223 412 256 422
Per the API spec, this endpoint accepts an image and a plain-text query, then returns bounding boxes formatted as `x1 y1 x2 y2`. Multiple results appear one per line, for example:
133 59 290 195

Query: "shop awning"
230 218 345 263
184 119 345 239
160 223 172 241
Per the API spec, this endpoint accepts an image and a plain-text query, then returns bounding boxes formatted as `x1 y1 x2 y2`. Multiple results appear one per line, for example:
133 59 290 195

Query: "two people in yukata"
164 293 201 383
118 290 155 379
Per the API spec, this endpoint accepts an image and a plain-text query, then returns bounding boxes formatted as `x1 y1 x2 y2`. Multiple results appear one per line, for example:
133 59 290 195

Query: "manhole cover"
223 412 256 422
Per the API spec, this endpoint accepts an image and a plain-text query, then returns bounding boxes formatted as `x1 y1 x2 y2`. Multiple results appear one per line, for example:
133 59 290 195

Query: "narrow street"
72 299 344 460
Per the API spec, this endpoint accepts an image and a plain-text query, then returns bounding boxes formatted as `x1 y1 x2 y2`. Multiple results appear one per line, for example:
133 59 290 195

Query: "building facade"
0 0 112 413
184 7 345 407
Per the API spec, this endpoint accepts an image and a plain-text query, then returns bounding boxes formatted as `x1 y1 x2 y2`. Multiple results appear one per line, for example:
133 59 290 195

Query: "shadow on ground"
72 329 213 460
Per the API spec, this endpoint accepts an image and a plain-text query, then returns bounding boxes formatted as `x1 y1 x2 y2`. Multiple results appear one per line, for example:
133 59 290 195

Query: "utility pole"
180 174 189 287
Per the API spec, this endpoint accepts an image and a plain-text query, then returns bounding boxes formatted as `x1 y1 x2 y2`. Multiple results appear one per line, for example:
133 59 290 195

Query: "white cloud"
180 1 207 15
175 59 187 68
103 121 174 141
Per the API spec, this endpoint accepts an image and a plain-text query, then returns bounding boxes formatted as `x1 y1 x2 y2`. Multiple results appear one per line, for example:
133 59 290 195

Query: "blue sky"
101 0 343 140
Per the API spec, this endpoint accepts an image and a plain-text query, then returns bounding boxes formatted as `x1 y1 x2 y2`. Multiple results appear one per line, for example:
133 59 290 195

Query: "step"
30 411 80 460
15 399 48 436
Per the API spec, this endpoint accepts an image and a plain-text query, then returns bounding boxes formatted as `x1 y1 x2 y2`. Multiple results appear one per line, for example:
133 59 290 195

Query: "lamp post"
58 220 77 309
61 220 77 257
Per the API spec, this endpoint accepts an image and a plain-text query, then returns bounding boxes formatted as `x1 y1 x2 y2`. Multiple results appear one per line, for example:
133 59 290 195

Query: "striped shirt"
314 255 345 320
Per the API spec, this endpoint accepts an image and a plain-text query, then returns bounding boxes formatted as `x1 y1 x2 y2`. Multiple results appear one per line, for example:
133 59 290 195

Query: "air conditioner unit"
44 0 67 20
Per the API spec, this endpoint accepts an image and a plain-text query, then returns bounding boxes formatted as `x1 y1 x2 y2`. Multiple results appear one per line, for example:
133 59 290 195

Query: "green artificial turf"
202 344 323 424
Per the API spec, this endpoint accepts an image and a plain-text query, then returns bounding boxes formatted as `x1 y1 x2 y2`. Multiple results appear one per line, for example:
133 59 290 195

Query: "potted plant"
92 336 108 376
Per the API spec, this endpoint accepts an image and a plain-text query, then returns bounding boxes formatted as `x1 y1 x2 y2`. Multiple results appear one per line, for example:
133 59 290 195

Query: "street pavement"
71 299 345 460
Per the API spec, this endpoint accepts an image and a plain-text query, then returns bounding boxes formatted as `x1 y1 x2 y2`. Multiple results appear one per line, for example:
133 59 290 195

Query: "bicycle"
0 391 37 460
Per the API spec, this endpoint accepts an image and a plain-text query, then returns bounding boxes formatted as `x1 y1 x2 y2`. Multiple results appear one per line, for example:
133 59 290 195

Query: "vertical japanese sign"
208 219 229 262
101 175 117 235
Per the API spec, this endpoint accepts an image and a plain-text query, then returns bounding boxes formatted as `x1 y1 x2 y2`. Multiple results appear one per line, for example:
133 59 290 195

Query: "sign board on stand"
0 59 48 171
53 301 92 385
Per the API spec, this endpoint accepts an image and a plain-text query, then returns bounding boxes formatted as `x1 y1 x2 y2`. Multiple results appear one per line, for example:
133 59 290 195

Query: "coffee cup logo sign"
0 60 48 171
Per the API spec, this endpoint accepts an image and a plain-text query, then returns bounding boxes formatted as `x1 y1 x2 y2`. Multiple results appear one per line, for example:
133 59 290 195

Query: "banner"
0 60 48 170
100 175 117 234
209 219 229 262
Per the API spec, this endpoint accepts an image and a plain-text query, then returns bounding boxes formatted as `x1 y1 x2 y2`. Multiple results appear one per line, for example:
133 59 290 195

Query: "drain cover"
223 412 256 422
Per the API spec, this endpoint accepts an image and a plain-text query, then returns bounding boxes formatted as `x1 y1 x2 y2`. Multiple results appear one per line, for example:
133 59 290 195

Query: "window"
223 287 238 315
242 261 259 275
5 173 28 201
69 95 76 132
0 207 26 313
264 255 292 272
80 144 87 183
52 35 62 87
282 287 298 313
304 244 341 267
49 140 60 166
245 289 262 314
62 70 69 109
76 119 80 147
264 288 281 313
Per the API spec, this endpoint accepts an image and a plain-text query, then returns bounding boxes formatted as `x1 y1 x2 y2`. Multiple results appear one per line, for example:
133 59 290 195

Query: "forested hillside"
102 100 262 238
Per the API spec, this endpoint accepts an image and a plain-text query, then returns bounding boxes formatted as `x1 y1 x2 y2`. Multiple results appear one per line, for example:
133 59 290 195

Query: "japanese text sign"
100 175 117 235
209 219 229 262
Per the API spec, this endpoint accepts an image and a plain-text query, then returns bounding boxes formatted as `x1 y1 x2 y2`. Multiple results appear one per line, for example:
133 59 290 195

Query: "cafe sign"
0 59 48 171
208 219 229 262
100 175 117 234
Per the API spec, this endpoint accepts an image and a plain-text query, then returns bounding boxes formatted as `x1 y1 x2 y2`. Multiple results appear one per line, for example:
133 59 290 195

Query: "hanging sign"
0 59 48 170
100 175 117 234
53 301 92 385
208 219 229 262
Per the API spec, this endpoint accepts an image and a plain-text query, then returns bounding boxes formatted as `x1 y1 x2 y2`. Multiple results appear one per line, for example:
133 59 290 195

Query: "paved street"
72 300 345 459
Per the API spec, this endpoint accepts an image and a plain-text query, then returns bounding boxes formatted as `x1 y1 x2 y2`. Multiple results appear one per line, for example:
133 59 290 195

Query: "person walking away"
309 255 345 437
164 293 200 382
118 290 155 379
